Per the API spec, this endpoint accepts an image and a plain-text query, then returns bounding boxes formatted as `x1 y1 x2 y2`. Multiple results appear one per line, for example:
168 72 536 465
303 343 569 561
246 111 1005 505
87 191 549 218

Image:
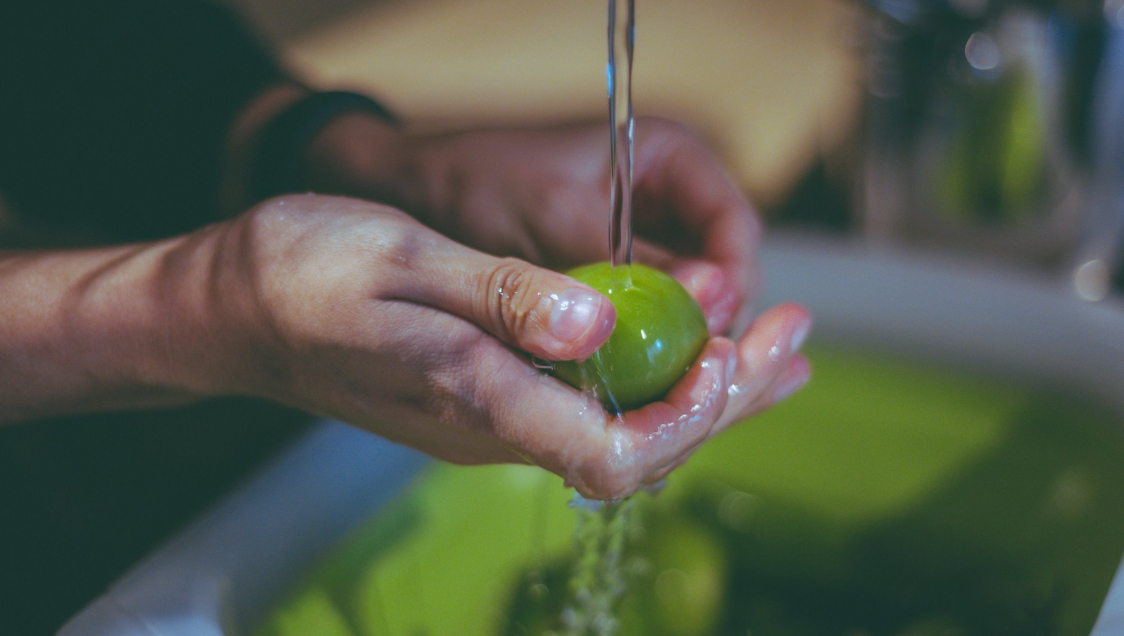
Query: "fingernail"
790 319 811 353
773 366 810 402
725 348 738 381
550 288 606 343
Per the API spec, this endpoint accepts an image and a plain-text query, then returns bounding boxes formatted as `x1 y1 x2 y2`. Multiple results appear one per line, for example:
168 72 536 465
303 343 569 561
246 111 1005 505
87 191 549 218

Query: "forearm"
0 230 243 423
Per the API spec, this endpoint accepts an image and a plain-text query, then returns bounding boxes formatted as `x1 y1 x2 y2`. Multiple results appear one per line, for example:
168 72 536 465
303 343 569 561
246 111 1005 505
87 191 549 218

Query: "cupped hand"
198 195 806 500
409 118 761 335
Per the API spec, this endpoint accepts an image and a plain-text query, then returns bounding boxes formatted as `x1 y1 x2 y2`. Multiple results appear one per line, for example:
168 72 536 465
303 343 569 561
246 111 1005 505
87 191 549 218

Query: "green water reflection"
255 346 1124 636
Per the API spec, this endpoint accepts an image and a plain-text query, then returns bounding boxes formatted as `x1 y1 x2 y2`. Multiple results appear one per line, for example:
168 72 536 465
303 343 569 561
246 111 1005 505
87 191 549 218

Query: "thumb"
393 232 616 361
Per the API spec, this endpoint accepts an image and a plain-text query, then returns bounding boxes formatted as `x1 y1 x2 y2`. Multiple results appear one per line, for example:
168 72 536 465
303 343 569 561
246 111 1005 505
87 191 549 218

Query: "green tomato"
553 262 709 412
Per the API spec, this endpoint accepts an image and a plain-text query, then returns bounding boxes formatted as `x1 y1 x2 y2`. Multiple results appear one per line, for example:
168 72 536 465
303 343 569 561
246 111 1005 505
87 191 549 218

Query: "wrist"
70 231 260 405
149 220 290 402
56 222 284 407
0 239 219 421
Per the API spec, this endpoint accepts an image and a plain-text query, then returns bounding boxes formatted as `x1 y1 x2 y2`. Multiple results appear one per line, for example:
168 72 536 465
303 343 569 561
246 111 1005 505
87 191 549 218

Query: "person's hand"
400 119 813 479
178 195 807 499
405 118 762 335
300 115 813 494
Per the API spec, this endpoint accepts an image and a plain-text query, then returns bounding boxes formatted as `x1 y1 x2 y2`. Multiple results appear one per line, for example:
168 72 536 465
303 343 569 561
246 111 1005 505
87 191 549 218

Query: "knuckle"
422 329 491 423
366 221 420 271
426 329 522 438
571 457 643 501
444 324 493 374
480 257 545 341
589 469 642 502
240 199 415 342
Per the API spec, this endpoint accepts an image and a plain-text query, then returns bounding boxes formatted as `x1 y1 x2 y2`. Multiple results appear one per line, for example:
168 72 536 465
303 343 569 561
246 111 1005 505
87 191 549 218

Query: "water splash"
607 0 635 271
558 5 641 634
561 495 636 636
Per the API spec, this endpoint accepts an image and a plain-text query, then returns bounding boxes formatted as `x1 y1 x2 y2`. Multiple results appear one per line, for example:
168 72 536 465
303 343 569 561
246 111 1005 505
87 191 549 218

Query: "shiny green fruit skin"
553 262 709 412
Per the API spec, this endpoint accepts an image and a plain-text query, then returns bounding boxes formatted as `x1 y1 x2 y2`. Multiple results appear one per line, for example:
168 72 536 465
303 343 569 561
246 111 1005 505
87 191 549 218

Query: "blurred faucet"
855 0 1124 299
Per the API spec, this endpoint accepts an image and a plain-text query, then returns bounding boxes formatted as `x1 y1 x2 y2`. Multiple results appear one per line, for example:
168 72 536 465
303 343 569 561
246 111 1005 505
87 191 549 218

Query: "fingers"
637 307 811 487
631 119 762 331
632 242 742 335
619 337 736 468
390 229 808 500
713 303 811 436
389 228 616 362
427 303 807 501
769 353 812 404
664 261 740 334
463 303 810 501
474 337 736 501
